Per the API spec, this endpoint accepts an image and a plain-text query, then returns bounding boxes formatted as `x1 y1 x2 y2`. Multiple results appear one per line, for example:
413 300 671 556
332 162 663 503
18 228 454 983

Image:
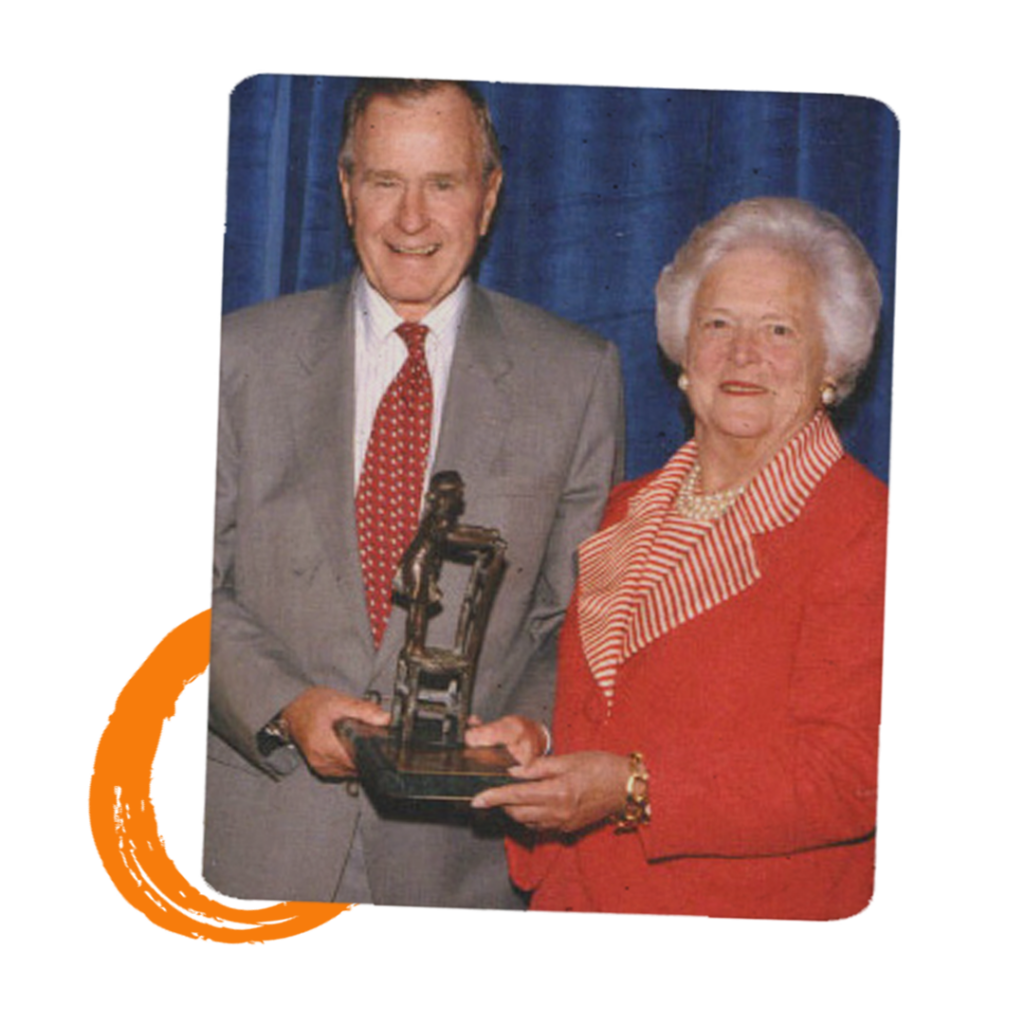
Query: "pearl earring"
820 380 837 407
678 372 690 392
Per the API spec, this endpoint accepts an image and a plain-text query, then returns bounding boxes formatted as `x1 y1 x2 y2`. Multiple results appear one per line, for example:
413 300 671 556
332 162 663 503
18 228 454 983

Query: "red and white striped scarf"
576 412 843 705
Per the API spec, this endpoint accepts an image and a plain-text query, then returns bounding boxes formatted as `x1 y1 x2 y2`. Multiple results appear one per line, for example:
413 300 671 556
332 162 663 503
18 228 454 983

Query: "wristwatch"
256 712 293 757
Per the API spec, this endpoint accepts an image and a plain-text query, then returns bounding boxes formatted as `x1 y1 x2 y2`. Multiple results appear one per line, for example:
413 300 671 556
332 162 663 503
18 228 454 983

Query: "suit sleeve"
637 502 887 861
504 340 625 726
207 353 312 778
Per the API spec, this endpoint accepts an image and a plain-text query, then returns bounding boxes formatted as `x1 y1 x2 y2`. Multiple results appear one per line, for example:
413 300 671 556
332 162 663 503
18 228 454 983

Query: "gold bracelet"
613 752 651 833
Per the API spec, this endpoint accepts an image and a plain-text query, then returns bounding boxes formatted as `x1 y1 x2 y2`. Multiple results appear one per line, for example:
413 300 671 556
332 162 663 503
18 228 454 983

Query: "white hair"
656 197 882 402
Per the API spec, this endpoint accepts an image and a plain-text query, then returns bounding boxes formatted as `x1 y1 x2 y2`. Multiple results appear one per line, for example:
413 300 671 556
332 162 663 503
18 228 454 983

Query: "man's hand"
279 687 390 778
470 751 632 833
464 714 549 766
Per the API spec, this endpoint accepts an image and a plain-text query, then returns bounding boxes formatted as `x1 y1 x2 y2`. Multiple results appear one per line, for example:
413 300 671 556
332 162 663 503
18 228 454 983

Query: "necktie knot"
396 321 428 357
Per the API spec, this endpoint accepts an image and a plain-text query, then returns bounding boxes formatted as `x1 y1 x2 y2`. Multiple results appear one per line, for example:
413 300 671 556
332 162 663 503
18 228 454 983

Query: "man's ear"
339 165 354 227
479 169 503 237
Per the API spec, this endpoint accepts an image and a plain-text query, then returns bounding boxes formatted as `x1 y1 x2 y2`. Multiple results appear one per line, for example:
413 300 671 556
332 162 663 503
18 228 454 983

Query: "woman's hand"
471 751 632 834
464 714 549 766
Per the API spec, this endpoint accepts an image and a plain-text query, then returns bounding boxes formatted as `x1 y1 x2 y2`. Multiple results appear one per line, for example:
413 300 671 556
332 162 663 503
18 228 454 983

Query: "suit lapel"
433 286 513 481
288 280 377 665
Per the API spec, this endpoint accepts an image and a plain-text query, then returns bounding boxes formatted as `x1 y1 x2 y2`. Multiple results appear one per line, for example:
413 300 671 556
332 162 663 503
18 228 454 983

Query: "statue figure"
390 471 507 747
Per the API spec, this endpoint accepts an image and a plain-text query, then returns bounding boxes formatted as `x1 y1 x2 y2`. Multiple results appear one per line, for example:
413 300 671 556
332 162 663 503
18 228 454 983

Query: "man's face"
340 86 503 321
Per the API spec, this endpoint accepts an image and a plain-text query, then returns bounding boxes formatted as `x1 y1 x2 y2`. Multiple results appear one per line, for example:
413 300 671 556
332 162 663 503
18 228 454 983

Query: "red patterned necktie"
356 321 433 647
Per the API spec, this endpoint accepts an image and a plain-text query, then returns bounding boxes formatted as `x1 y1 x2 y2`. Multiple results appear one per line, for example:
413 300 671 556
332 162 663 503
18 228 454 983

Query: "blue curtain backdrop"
222 75 898 482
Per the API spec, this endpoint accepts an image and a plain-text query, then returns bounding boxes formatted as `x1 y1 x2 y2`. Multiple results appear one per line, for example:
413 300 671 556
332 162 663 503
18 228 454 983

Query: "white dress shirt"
352 273 467 492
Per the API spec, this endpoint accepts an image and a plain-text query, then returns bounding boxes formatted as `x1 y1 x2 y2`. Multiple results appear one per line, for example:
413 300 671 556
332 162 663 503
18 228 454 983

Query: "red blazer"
510 454 888 920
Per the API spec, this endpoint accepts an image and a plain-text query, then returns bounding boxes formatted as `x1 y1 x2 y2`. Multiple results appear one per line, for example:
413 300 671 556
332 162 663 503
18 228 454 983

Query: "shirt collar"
355 272 470 344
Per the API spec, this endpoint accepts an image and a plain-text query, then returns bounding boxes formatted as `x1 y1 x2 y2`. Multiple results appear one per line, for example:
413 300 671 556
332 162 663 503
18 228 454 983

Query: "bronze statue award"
337 471 517 802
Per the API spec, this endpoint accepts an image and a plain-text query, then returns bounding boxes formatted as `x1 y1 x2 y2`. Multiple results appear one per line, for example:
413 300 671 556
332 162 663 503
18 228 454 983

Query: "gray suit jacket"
204 277 624 908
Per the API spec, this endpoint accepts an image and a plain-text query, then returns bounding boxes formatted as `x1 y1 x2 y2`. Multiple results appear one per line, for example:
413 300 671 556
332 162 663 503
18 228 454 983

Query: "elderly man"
204 79 624 909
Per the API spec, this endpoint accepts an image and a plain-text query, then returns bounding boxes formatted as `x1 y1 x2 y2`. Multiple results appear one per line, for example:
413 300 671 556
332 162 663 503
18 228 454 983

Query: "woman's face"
684 246 827 461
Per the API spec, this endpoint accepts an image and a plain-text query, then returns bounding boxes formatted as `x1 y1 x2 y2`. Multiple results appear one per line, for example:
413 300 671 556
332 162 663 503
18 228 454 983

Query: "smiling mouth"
720 381 768 395
388 242 441 256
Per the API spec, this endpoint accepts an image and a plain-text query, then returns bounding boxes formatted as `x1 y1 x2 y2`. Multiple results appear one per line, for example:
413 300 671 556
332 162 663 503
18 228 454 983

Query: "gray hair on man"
338 78 503 181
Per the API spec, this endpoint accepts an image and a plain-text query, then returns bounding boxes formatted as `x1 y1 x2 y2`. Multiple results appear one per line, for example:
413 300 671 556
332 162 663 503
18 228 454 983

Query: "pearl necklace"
675 462 747 521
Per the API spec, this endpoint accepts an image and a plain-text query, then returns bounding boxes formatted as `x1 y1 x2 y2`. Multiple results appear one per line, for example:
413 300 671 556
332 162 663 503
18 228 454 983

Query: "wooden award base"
336 720 517 803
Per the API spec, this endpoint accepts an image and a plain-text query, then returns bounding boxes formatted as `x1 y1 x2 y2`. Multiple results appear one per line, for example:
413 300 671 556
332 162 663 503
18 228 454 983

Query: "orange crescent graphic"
89 610 350 941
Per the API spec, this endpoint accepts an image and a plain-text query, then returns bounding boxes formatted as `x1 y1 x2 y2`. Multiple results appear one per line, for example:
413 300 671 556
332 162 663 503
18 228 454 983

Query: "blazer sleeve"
637 496 887 861
206 340 314 778
502 340 625 726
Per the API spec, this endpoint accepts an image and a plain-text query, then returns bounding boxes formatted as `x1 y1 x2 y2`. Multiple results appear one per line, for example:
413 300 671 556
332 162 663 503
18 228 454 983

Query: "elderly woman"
472 197 887 920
